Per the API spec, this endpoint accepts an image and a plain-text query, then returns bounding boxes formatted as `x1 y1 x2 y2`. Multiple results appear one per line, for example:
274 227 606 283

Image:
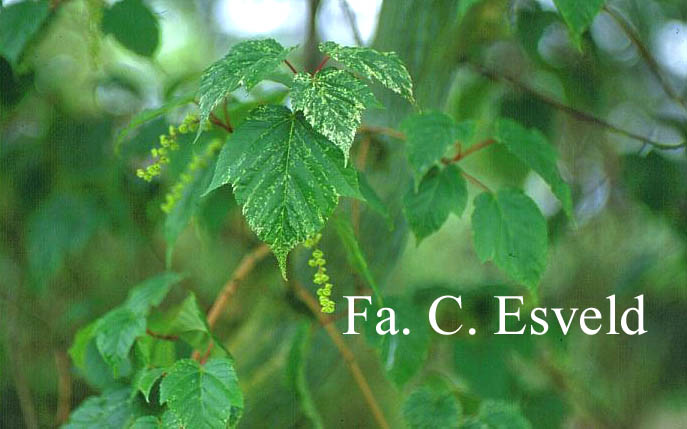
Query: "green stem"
284 59 298 74
461 170 492 193
313 56 330 74
442 138 496 164
146 329 178 341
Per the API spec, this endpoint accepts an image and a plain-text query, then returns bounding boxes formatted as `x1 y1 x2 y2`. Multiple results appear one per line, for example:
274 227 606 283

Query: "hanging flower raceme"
136 113 211 182
161 138 224 213
304 233 335 313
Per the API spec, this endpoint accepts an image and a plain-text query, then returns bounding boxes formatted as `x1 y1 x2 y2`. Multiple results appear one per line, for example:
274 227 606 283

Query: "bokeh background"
1 0 687 427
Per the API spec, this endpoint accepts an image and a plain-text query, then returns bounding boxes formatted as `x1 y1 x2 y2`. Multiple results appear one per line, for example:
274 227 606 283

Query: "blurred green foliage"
2 0 687 428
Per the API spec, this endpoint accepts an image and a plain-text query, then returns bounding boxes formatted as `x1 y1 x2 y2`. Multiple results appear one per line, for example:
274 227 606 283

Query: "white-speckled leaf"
204 105 360 277
319 41 414 102
197 39 293 136
159 358 243 429
291 69 379 162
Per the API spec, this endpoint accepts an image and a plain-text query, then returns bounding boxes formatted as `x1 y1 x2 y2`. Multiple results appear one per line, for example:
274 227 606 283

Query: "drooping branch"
206 244 271 329
604 5 687 113
192 244 271 361
54 350 72 425
360 62 685 151
340 0 364 46
146 329 179 341
284 59 299 74
442 138 496 164
471 64 685 150
357 125 406 140
292 281 390 429
461 170 493 193
3 287 39 429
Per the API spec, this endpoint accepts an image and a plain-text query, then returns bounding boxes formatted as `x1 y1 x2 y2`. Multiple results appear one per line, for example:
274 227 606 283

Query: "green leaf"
161 410 181 428
0 0 50 68
204 105 360 277
93 273 180 375
291 68 379 161
102 0 159 57
403 165 468 244
63 387 144 429
133 367 166 403
78 337 126 390
95 307 146 376
460 419 489 429
135 336 177 369
130 416 163 429
362 301 388 351
159 358 243 429
454 339 510 398
471 189 548 289
476 400 532 429
129 412 179 429
115 94 195 153
332 216 383 306
552 0 605 49
125 272 182 315
69 321 99 371
357 172 392 227
160 293 215 353
319 41 414 102
198 39 293 131
402 112 474 184
494 119 573 218
70 319 134 389
381 297 430 386
26 194 100 289
286 322 325 429
404 382 462 429
455 121 476 144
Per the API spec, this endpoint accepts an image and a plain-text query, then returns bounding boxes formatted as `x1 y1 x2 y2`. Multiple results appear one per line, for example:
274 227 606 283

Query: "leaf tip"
274 249 289 280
